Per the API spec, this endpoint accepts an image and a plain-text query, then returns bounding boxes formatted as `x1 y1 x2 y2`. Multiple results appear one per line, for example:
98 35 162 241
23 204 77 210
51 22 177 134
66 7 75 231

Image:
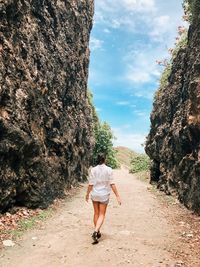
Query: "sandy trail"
0 169 183 267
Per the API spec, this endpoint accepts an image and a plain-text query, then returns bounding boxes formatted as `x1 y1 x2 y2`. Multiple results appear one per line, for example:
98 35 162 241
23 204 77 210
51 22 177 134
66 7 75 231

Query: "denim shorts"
92 199 109 205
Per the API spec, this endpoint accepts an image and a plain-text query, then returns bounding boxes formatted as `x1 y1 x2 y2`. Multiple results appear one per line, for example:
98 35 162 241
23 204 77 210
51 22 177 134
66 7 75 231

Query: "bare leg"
92 201 100 227
95 203 108 232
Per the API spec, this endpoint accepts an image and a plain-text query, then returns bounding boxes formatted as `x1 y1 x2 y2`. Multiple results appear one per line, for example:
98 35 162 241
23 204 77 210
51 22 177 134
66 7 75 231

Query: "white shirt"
89 164 115 202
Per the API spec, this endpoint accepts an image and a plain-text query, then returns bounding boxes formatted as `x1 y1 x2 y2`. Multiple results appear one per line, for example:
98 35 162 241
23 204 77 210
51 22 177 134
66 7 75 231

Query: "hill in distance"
115 146 137 169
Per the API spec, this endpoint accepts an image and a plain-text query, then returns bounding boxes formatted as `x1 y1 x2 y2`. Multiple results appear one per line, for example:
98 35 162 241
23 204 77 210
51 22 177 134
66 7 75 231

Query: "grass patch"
134 171 150 183
4 209 53 240
130 154 150 174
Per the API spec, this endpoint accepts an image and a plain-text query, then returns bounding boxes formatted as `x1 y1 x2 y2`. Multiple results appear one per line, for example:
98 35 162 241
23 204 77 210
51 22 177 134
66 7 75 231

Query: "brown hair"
97 154 106 165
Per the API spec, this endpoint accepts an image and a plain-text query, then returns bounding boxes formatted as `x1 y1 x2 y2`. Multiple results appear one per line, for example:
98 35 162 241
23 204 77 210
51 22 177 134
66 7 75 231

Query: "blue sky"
88 0 185 153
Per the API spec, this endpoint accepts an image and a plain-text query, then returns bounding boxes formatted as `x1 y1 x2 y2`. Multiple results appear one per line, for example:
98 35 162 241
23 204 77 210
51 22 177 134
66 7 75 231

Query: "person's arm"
111 184 121 205
86 168 95 202
85 185 93 202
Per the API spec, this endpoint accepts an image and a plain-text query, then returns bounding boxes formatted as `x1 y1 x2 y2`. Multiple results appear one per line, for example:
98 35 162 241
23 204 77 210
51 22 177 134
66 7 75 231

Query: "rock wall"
0 0 94 212
146 1 200 214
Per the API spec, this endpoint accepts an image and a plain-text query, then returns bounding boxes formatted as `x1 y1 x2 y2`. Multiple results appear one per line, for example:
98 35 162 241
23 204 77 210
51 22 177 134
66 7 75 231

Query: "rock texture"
0 0 94 212
146 2 200 214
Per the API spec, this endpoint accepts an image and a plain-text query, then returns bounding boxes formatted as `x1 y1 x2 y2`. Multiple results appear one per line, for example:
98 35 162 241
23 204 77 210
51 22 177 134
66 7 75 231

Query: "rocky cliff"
0 0 94 212
146 1 200 214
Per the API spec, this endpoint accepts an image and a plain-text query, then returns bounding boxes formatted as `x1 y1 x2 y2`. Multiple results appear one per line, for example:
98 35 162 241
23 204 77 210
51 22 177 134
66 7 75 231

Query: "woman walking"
85 154 121 244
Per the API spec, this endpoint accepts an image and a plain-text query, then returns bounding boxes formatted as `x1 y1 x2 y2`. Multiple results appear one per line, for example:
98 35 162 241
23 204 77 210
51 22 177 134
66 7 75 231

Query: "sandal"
97 231 101 239
92 231 99 244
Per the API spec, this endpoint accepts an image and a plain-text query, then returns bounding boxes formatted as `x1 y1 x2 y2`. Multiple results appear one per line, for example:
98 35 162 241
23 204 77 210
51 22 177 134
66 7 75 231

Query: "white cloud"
116 101 130 106
112 127 146 153
127 66 152 83
130 104 137 108
122 44 166 99
89 0 184 148
111 19 121 28
93 0 184 93
122 124 132 129
90 37 104 51
133 110 149 119
94 0 183 42
122 0 155 12
126 62 160 84
96 107 102 112
149 15 175 42
96 0 155 15
103 28 111 33
134 91 154 99
94 0 156 31
124 48 162 84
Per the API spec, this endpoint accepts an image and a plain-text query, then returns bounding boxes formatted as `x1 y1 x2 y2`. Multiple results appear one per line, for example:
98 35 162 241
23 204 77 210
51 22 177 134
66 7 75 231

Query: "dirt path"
0 169 195 266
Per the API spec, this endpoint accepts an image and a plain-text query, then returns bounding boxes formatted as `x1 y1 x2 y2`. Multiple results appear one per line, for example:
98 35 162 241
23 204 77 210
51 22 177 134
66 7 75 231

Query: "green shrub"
87 90 119 169
93 122 119 169
87 90 99 134
185 0 200 22
154 24 188 101
183 0 193 23
171 31 188 60
159 63 172 89
130 154 150 173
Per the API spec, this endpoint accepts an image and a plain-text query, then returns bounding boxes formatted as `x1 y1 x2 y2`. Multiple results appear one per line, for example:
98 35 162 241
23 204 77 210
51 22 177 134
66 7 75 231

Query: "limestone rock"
0 0 94 212
146 1 200 214
3 239 15 247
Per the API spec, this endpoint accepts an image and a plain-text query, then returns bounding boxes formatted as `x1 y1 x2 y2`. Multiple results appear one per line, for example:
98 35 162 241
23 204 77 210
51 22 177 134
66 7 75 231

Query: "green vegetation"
157 30 188 95
183 0 192 23
3 209 53 240
135 170 150 182
115 146 150 177
154 16 188 100
156 0 199 99
158 63 172 90
154 0 196 101
87 91 99 133
183 0 200 22
88 91 119 169
171 31 188 60
93 122 119 169
129 154 150 174
16 209 52 234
